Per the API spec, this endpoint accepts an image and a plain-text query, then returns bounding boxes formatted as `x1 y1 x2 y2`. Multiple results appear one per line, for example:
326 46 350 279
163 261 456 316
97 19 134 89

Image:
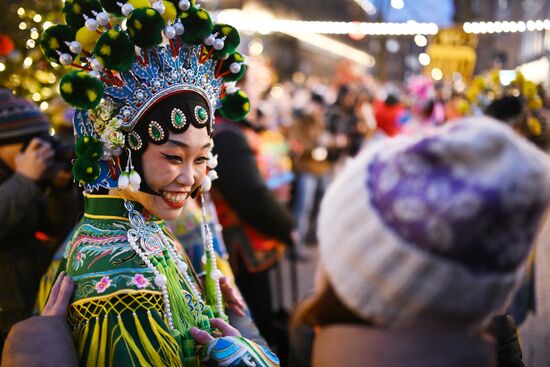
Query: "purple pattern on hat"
367 135 545 274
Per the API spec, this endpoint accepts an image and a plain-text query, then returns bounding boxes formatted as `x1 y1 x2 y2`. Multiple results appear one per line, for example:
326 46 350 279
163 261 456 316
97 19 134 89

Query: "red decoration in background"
0 34 15 56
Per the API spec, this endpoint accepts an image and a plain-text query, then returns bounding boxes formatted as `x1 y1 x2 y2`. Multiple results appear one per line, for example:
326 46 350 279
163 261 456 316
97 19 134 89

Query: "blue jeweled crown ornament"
40 0 250 192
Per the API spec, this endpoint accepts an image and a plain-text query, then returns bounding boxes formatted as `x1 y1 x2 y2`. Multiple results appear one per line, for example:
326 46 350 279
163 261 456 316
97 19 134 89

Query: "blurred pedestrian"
0 89 66 351
288 113 331 248
374 93 404 137
324 85 358 161
212 115 296 346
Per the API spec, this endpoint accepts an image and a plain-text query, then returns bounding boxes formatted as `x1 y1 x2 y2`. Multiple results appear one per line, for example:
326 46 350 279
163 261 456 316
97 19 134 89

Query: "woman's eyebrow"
167 139 189 148
167 139 211 149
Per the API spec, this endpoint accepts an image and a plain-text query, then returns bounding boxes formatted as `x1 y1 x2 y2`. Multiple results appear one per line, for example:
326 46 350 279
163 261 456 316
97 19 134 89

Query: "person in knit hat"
0 88 57 351
293 116 550 367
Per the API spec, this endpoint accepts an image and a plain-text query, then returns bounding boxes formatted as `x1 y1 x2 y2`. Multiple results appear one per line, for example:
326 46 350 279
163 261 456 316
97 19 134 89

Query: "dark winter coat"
0 165 52 342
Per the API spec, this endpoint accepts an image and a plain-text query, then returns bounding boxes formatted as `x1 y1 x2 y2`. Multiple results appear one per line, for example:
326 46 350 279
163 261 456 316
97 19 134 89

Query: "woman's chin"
159 210 183 221
151 197 186 220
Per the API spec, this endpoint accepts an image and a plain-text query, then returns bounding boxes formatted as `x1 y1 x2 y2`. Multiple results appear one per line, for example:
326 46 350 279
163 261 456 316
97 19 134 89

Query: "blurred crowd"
244 69 549 257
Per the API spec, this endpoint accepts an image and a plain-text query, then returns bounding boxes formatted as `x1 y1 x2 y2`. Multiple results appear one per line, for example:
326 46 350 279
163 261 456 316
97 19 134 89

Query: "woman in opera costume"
34 0 279 366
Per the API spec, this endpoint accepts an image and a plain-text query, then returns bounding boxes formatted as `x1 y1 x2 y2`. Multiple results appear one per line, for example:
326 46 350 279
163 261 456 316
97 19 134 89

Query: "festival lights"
216 9 439 36
418 53 430 66
391 0 405 10
431 68 443 80
23 56 33 68
414 34 428 47
464 19 550 34
289 31 376 67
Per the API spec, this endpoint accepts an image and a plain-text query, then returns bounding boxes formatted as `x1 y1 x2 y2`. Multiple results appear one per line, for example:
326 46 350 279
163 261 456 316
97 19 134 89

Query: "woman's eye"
161 153 183 163
195 156 209 164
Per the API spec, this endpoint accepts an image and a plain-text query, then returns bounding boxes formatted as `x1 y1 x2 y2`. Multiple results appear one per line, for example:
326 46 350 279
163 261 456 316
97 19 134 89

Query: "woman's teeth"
162 191 185 204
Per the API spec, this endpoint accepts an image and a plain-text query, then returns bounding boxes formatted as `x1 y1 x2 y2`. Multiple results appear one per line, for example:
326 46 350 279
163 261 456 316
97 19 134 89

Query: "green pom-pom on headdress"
179 6 213 45
39 25 77 64
60 70 104 109
63 0 103 30
94 30 135 71
219 90 250 121
211 24 240 59
216 52 246 82
99 0 124 16
75 135 103 159
72 157 101 184
165 0 195 16
127 8 165 49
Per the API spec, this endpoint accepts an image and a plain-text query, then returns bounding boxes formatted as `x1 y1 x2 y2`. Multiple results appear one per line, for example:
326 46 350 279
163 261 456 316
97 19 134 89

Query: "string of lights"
464 19 550 34
216 9 439 36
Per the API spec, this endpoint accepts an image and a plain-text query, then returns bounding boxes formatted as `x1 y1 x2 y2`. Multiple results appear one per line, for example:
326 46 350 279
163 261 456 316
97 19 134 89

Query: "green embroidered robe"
58 194 209 367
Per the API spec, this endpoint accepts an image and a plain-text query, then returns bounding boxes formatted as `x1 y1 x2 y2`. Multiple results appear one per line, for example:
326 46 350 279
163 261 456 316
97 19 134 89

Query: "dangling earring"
118 148 142 192
200 151 219 192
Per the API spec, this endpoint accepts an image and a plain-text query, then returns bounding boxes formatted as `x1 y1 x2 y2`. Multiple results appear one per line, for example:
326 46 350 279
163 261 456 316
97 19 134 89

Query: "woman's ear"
314 263 327 292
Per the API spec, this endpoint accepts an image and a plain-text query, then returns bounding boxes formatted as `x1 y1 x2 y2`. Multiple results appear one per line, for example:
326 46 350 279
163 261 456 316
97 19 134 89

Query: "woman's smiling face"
123 125 211 220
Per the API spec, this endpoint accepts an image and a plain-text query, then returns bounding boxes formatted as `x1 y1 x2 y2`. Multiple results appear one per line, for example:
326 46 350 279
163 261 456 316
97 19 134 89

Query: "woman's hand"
219 276 246 317
189 318 241 345
42 271 74 317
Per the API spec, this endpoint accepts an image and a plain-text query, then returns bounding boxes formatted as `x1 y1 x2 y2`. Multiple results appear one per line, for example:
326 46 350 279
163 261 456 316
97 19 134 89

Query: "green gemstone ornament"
194 106 208 125
127 131 143 151
170 108 187 130
148 120 165 142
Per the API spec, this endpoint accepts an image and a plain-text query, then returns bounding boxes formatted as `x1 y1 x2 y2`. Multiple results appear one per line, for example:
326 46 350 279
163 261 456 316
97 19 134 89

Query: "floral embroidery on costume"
94 276 112 294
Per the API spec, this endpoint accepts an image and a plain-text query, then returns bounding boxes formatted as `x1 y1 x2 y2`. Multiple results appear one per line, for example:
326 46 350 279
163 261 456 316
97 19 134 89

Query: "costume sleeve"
0 173 43 240
202 335 280 367
213 129 295 244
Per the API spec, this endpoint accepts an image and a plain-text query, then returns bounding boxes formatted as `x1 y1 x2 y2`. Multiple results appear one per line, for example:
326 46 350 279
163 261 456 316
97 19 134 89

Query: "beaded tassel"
199 193 225 318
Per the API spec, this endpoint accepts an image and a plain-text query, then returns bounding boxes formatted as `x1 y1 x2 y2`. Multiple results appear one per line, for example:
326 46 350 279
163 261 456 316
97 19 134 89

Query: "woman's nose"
175 164 194 187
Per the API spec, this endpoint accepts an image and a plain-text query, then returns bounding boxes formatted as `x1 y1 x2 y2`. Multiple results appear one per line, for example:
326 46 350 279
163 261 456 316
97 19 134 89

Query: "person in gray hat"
294 116 550 367
0 88 62 351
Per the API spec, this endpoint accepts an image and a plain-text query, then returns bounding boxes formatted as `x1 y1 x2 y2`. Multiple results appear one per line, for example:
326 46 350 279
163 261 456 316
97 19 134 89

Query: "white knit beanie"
318 116 550 327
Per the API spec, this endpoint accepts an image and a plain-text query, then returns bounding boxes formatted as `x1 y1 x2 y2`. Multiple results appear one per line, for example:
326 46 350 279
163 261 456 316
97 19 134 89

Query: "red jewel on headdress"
108 156 120 179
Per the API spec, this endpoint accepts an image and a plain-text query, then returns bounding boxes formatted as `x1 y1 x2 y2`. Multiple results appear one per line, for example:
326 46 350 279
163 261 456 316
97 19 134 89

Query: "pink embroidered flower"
133 274 149 289
95 276 111 294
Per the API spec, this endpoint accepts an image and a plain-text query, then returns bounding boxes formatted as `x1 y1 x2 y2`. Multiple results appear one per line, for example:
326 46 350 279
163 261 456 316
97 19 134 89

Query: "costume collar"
83 193 161 223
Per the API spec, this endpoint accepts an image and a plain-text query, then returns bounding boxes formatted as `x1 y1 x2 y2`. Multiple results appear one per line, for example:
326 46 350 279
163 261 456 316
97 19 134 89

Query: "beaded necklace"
124 199 222 333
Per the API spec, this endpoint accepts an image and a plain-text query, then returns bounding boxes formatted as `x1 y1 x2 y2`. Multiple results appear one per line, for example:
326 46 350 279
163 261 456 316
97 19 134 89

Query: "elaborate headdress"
465 70 546 144
39 0 250 192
